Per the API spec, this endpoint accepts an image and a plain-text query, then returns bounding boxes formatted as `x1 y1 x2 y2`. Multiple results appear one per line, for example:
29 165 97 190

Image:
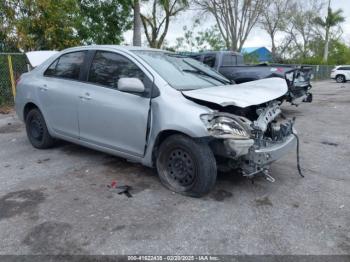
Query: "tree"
259 0 293 61
78 0 132 45
0 1 18 52
2 0 81 51
1 0 132 51
314 0 345 62
279 0 323 60
133 0 142 46
170 20 225 52
194 0 266 51
197 25 226 51
140 0 189 48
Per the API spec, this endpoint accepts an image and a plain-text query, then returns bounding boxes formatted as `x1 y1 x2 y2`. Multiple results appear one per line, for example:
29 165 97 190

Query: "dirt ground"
0 80 349 255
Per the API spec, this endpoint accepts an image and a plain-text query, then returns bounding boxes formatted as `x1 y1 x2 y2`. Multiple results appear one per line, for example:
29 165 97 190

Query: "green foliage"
1 0 132 51
281 39 350 65
196 25 226 51
77 0 132 45
171 21 225 52
314 7 345 28
243 53 260 64
3 0 82 50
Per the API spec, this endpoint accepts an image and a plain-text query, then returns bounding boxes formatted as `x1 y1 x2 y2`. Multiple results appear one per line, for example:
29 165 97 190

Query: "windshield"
132 50 231 90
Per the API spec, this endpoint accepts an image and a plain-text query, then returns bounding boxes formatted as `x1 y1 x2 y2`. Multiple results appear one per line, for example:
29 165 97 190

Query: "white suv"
330 65 350 83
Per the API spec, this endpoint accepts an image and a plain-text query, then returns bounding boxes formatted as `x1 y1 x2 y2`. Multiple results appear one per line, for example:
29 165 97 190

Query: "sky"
123 0 350 50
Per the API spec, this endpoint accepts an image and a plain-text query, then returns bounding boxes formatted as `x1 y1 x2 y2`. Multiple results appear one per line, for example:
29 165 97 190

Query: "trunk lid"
25 51 58 68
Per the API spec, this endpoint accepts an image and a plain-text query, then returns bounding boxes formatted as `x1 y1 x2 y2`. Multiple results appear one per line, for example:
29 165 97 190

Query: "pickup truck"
188 51 313 105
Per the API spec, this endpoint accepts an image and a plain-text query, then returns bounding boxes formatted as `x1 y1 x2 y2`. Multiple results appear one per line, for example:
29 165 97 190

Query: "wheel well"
23 102 39 121
151 130 189 165
336 74 345 78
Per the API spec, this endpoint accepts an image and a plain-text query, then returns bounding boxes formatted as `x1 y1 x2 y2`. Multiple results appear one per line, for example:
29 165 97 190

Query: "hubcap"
29 116 44 141
166 148 196 187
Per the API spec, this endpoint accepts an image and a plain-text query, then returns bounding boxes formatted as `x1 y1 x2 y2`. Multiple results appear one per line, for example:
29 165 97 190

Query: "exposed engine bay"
200 100 298 180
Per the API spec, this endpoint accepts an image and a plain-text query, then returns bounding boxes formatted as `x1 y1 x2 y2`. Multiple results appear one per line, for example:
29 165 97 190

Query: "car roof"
61 45 166 53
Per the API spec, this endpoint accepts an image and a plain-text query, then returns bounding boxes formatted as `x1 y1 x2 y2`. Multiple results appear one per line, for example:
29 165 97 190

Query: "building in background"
241 47 271 62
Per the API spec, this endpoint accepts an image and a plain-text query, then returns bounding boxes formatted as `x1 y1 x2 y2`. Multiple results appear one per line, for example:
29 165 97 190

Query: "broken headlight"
201 114 250 139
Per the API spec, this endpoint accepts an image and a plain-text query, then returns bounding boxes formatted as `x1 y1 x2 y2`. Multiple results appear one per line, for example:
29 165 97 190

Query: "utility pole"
133 0 142 46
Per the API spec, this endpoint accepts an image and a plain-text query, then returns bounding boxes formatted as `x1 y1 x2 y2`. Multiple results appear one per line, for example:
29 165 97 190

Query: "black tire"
336 75 345 83
25 108 55 149
156 134 217 197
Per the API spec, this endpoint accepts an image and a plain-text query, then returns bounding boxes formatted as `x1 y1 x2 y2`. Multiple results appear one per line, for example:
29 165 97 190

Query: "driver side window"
88 51 145 89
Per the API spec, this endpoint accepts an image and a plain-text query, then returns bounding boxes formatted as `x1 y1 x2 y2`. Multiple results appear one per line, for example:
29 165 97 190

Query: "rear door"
40 51 87 138
77 50 153 157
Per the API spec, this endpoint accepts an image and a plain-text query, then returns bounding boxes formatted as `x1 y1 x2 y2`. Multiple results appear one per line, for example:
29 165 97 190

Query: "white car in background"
330 65 350 83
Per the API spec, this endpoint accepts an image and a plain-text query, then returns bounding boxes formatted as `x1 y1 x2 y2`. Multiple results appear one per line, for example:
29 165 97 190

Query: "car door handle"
79 93 92 100
40 85 48 91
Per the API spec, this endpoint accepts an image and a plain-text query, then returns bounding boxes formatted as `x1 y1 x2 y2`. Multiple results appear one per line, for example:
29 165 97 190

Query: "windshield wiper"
182 60 232 85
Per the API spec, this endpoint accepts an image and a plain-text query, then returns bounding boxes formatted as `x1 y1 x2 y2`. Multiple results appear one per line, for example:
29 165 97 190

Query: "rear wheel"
336 75 345 83
25 108 55 149
156 134 217 197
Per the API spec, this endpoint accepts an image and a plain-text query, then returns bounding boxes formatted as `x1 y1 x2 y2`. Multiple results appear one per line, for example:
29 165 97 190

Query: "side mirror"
117 78 145 93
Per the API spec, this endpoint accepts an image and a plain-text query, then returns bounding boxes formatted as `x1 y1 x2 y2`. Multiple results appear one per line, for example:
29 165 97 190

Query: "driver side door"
78 50 153 157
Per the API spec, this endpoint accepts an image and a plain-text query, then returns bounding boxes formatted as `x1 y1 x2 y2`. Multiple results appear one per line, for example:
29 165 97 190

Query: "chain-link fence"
0 53 28 106
304 64 334 81
274 64 334 81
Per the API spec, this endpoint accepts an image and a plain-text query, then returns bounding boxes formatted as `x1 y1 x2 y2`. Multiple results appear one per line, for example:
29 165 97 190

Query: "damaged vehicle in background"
188 51 313 106
16 46 301 197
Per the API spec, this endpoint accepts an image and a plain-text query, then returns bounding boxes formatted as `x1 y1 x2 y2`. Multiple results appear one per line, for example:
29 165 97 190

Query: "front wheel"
336 75 345 83
156 134 217 197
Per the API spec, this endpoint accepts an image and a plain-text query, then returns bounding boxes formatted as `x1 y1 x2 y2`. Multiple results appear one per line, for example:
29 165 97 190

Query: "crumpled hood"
182 77 288 108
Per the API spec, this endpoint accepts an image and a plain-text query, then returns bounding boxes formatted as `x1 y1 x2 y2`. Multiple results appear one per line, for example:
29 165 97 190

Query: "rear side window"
203 55 216 68
44 51 86 80
88 51 145 88
222 54 237 66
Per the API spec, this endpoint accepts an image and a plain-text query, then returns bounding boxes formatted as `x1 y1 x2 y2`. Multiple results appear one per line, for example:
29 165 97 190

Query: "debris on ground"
255 196 273 207
37 158 50 164
107 181 132 198
321 141 338 147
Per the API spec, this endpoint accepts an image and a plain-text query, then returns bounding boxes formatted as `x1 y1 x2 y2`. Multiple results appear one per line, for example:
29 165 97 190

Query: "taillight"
15 75 22 86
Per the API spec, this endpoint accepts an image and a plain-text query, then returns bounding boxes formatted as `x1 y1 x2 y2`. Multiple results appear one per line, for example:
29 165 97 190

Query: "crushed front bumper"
245 134 296 166
220 133 297 177
241 133 297 177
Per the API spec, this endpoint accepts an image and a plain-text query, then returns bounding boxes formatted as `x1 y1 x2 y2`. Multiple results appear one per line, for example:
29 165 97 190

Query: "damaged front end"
203 102 298 180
